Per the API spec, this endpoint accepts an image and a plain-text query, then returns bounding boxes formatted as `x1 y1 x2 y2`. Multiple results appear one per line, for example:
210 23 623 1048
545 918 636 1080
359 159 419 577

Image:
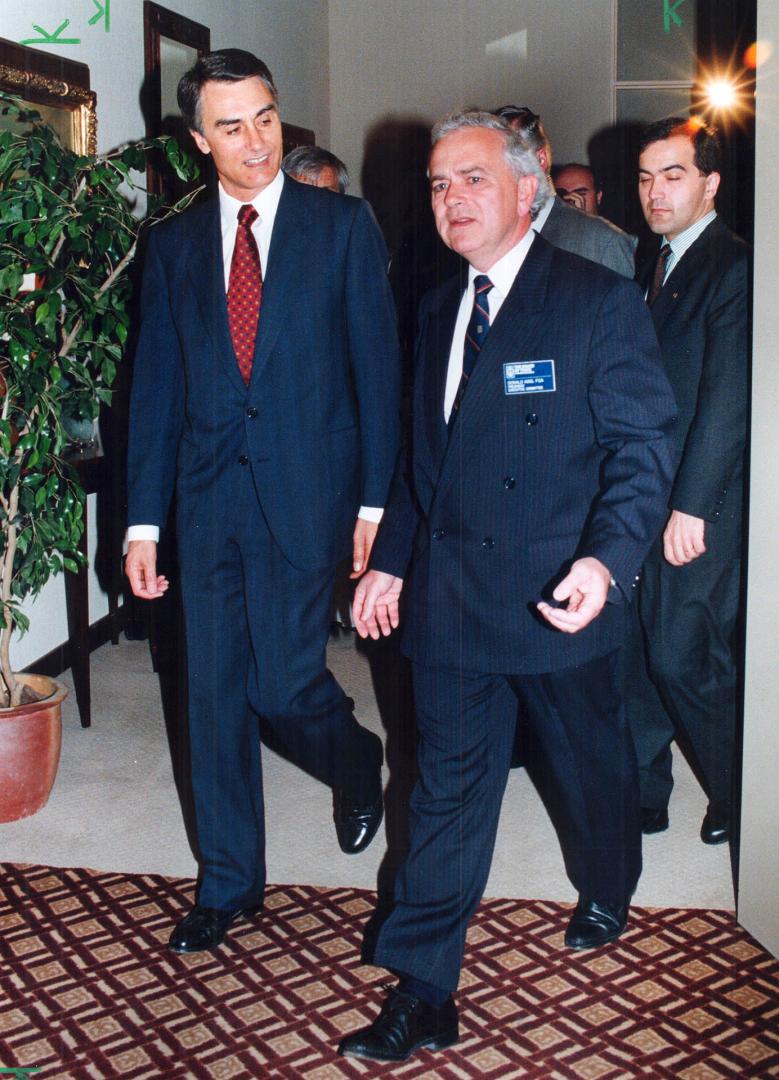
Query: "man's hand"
537 556 611 634
125 540 169 600
353 570 404 639
350 518 379 579
663 509 706 566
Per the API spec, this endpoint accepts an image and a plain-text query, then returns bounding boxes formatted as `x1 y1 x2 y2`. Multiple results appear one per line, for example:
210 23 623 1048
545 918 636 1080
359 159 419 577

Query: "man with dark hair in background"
125 49 400 953
495 105 636 277
626 116 749 848
282 144 350 193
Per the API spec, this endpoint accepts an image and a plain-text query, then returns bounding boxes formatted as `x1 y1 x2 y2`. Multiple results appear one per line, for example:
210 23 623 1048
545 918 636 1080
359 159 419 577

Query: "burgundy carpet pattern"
1 863 778 1079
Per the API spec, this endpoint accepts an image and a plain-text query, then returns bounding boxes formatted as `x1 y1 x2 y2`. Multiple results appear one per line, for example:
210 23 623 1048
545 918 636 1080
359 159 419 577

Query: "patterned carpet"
1 864 778 1079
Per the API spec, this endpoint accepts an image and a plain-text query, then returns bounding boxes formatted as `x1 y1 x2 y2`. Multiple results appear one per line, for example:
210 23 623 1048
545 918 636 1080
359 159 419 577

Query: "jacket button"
526 412 538 426
503 476 516 489
246 407 258 419
238 455 248 466
432 528 445 540
482 537 495 549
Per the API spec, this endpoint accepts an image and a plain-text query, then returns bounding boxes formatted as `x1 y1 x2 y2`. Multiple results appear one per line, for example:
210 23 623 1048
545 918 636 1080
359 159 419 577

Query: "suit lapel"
248 178 309 388
433 235 553 506
647 216 722 333
186 199 248 395
418 280 461 479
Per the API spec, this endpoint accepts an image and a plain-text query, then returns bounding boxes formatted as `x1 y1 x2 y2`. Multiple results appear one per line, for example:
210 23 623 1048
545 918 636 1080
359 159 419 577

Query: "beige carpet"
0 635 733 911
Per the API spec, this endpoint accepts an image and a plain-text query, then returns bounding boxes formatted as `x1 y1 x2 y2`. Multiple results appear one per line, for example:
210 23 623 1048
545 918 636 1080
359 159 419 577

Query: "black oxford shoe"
565 897 628 950
700 803 730 845
641 807 670 835
168 903 264 953
334 785 384 854
338 986 459 1062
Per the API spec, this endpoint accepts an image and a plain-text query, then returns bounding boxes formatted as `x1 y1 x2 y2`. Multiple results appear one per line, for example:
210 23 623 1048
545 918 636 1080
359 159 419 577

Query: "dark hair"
177 49 278 133
493 105 551 166
638 116 721 176
282 145 350 193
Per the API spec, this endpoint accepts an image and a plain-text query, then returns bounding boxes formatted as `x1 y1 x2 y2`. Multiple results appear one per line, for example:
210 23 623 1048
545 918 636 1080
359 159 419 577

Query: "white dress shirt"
660 209 717 284
444 230 536 422
128 171 381 543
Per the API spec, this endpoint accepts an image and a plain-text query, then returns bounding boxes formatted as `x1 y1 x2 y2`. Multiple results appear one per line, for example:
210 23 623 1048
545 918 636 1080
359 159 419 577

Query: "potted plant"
0 92 199 820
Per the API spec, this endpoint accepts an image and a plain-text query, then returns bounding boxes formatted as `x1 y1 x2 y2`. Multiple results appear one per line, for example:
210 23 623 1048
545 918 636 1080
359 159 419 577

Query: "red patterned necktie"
227 204 262 385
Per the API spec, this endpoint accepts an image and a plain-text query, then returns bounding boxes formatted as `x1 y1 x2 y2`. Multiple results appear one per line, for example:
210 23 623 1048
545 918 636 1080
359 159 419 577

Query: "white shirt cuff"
126 525 160 543
358 506 384 523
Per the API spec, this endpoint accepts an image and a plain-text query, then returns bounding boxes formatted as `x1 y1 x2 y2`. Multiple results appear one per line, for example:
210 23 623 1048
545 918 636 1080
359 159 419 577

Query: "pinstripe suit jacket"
371 234 677 674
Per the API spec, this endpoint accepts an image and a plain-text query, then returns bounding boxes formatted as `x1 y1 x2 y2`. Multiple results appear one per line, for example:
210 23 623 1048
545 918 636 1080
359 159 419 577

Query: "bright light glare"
706 78 737 109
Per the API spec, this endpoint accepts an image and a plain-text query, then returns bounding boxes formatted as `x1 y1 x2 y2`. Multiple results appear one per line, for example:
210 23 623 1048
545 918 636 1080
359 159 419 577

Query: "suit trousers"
373 650 641 994
625 552 740 812
177 470 381 911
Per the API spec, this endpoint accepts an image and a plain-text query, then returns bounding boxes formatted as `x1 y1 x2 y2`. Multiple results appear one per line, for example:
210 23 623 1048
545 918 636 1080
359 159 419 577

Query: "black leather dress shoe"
334 786 384 854
700 803 730 845
338 986 459 1062
168 903 263 953
641 807 670 835
565 897 628 950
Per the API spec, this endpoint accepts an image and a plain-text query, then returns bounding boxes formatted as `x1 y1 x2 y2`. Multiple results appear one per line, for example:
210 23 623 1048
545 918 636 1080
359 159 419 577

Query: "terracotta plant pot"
0 673 66 822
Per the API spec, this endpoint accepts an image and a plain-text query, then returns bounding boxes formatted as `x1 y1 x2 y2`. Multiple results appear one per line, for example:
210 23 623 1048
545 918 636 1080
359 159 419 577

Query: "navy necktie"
449 274 494 425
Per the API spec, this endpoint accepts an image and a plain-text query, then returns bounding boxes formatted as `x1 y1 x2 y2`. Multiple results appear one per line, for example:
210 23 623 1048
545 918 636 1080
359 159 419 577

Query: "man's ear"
536 147 549 174
190 128 211 156
596 190 603 206
518 174 539 217
704 170 721 201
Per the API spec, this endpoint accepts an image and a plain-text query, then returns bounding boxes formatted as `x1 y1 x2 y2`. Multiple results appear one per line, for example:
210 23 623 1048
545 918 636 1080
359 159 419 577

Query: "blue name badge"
503 359 556 396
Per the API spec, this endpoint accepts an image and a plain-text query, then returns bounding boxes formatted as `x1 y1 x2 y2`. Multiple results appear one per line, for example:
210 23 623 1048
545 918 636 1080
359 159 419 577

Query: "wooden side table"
64 445 123 728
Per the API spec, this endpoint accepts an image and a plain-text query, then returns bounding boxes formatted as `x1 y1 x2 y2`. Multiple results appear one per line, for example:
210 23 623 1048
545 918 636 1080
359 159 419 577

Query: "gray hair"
430 110 548 219
282 145 350 193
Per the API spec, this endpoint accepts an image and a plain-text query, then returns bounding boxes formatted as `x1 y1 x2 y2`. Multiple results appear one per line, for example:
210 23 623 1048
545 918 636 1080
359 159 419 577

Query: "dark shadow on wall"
361 116 462 387
588 120 656 268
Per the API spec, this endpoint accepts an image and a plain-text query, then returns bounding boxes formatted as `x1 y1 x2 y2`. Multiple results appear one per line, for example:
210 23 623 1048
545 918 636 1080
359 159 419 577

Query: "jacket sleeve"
126 225 185 530
579 277 677 591
669 253 748 522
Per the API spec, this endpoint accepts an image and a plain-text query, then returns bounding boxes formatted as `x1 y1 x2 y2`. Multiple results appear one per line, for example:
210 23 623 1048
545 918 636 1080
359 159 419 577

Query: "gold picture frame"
0 37 96 155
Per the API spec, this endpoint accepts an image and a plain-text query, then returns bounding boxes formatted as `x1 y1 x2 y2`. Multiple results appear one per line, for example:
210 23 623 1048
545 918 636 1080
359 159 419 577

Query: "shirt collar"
665 209 717 261
468 229 536 298
218 169 285 230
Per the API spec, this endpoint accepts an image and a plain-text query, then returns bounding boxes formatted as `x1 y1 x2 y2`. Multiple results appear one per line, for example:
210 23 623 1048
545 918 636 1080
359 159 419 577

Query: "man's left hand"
350 518 379 579
537 556 611 634
663 509 706 566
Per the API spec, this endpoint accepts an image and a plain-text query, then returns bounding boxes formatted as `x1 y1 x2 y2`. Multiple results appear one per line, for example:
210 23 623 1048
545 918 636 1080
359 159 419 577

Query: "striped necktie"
449 274 494 425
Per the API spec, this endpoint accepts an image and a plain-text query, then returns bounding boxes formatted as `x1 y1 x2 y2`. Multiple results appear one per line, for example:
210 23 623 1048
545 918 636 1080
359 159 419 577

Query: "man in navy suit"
626 118 749 846
338 111 676 1063
125 50 400 953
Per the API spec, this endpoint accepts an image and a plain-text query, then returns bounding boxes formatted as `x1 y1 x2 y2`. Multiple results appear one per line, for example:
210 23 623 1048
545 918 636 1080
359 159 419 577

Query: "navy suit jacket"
372 234 677 674
638 215 749 560
127 177 400 571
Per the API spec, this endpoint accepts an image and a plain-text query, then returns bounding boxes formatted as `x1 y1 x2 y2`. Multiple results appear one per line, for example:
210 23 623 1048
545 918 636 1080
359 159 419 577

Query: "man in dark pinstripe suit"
338 111 677 1065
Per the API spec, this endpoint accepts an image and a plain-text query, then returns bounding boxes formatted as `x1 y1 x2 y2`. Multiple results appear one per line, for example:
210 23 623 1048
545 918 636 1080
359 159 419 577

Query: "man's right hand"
353 570 404 639
125 540 170 600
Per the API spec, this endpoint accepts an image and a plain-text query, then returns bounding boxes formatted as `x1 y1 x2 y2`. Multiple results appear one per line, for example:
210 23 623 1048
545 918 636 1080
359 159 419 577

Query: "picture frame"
143 1 210 200
0 36 96 155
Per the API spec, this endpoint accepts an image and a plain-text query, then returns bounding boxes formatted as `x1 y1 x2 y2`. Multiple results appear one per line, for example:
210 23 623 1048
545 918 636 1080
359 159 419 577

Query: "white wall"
4 0 330 669
738 0 779 958
328 0 613 195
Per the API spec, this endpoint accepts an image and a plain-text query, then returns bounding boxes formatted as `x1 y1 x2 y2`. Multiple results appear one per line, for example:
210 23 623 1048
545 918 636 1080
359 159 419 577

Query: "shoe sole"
340 1032 459 1062
701 831 729 845
564 924 627 950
